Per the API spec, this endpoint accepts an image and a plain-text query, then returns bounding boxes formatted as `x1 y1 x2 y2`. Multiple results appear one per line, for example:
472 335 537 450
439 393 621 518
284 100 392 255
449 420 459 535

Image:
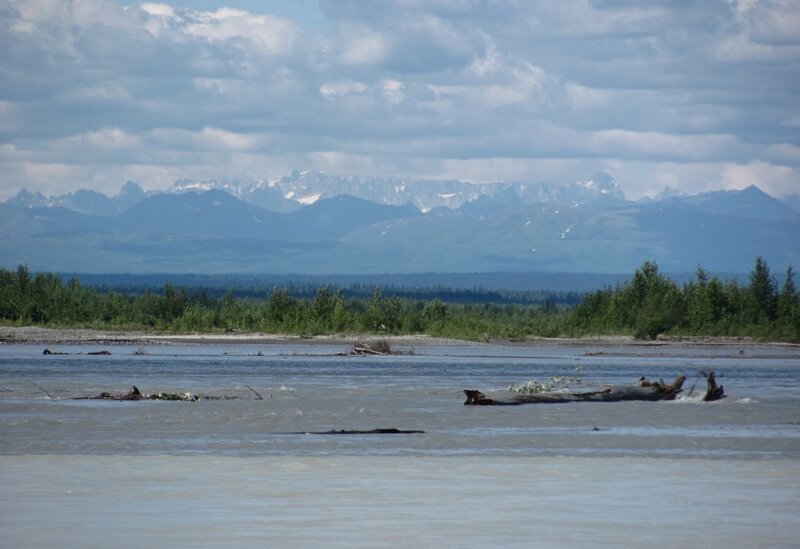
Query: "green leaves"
1 259 797 342
565 258 799 341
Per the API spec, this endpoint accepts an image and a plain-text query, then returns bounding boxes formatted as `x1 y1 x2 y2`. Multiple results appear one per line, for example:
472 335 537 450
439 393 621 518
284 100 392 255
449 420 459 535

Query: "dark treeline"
83 281 581 306
63 270 722 294
1 258 798 342
0 266 566 340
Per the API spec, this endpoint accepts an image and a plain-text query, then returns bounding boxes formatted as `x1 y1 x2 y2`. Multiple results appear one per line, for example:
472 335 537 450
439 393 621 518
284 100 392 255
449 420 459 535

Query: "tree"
365 288 402 333
779 266 797 309
266 287 296 326
423 299 449 327
686 267 724 333
309 286 343 332
748 257 777 322
614 261 686 339
695 265 709 286
160 283 188 322
777 266 800 340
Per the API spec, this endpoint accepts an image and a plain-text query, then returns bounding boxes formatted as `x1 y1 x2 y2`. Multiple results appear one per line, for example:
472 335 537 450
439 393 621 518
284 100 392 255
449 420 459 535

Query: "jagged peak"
571 171 623 197
119 180 144 196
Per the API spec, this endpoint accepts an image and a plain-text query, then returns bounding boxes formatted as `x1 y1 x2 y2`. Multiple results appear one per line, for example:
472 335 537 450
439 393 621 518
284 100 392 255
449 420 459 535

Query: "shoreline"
1 325 797 350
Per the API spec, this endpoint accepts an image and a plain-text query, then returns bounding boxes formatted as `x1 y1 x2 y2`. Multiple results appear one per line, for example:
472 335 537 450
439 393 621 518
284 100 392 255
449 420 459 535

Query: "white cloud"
380 79 405 105
588 130 741 162
183 9 300 56
338 32 387 66
320 80 368 98
468 35 499 76
719 160 800 197
0 0 798 200
566 83 609 111
140 3 174 18
61 127 141 151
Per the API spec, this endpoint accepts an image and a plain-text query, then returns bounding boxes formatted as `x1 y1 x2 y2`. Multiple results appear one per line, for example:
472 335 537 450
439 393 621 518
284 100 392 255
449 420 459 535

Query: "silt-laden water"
1 341 798 547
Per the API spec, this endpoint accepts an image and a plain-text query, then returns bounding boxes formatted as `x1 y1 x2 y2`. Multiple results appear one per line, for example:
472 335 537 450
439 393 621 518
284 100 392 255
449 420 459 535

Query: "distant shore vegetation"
0 258 797 343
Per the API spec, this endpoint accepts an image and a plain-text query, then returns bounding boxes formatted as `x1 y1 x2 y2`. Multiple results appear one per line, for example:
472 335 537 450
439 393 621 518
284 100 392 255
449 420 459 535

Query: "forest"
0 258 797 342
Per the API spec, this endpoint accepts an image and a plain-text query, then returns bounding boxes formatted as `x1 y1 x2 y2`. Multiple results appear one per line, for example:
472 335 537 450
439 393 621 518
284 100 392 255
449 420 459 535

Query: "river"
1 341 798 547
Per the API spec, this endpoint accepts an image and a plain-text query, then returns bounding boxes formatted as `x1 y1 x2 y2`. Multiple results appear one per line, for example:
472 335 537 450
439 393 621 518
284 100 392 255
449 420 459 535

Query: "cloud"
319 79 369 98
0 0 798 201
719 160 799 197
337 31 388 67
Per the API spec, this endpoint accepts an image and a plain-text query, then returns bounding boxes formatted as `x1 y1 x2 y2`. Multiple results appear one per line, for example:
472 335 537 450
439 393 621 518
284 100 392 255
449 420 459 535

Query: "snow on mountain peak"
296 193 321 205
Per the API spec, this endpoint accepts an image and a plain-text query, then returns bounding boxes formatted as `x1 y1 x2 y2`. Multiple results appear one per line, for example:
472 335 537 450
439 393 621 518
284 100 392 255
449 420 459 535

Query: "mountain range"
2 172 798 275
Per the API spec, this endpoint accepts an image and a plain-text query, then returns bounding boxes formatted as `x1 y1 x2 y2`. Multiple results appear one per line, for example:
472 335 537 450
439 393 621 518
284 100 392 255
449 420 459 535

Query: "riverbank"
2 325 797 351
0 326 464 347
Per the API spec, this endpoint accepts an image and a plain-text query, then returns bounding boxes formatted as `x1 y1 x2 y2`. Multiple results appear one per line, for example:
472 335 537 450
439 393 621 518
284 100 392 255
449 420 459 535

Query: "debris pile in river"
348 339 414 356
464 372 725 406
76 385 237 401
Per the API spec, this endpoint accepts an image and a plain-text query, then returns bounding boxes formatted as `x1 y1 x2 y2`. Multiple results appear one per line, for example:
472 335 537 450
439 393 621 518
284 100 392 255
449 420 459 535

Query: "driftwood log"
347 340 414 356
287 428 425 435
464 373 725 406
44 348 111 355
75 385 237 401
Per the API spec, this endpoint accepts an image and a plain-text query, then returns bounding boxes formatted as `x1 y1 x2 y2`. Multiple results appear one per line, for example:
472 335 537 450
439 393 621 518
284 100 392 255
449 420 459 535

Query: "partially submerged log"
288 428 425 435
43 348 67 355
86 385 145 401
350 344 389 356
464 374 703 406
43 348 111 355
75 385 237 401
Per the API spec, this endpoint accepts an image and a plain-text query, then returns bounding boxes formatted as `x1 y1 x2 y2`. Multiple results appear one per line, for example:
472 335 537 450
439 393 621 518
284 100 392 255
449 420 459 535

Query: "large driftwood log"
464 374 702 406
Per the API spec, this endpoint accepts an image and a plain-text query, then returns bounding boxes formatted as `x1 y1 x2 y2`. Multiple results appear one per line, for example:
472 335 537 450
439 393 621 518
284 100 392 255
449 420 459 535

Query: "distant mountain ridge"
263 170 624 212
6 181 147 216
7 170 625 215
10 171 798 217
2 173 797 275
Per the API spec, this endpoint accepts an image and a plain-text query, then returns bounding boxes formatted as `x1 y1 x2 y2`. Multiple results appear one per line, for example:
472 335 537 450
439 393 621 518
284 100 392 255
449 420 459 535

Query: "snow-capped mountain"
2 180 796 275
265 170 624 212
5 181 147 216
162 170 623 213
6 170 623 215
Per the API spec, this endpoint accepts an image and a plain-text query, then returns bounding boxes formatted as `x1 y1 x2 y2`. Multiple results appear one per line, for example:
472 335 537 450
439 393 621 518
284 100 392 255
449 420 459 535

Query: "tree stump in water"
702 371 725 401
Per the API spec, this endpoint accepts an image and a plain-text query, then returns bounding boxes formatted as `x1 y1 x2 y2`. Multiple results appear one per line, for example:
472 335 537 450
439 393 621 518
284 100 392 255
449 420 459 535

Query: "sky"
1 0 799 201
